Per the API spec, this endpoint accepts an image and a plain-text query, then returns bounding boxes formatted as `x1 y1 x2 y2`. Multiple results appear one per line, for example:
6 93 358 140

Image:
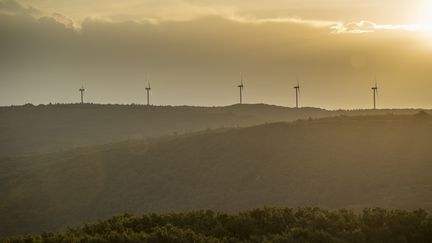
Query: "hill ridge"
1 103 430 157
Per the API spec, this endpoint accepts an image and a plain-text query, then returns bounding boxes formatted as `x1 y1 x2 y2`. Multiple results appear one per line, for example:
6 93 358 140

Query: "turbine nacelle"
294 79 301 108
372 82 379 94
237 73 244 104
238 72 244 88
294 78 300 90
372 79 378 91
371 80 379 109
145 75 151 90
145 78 152 106
79 85 86 104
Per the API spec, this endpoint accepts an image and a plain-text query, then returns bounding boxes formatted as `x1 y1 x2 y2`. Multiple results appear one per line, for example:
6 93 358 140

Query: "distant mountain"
1 114 431 237
0 103 428 157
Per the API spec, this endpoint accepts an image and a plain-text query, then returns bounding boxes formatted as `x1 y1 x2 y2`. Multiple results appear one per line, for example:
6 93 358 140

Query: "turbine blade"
376 80 378 96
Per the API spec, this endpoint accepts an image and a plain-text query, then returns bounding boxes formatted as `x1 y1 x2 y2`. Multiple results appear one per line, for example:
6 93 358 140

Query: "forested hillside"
0 103 427 157
4 208 432 242
1 113 431 237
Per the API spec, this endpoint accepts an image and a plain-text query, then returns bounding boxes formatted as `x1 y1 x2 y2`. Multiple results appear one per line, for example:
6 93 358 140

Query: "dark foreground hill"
0 103 427 157
1 114 431 237
5 208 432 243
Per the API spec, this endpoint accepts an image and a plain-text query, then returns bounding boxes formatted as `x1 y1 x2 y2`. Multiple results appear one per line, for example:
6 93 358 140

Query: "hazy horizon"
1 0 432 109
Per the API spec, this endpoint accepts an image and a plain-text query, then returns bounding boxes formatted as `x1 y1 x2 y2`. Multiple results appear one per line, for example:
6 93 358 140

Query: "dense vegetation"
1 113 431 237
0 103 427 156
4 207 432 243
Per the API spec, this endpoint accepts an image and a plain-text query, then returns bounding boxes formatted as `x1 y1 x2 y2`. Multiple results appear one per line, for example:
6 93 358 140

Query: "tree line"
4 207 432 243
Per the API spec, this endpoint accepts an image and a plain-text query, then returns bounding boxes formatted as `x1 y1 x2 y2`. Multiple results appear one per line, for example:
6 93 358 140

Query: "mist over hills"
1 113 431 237
0 103 428 157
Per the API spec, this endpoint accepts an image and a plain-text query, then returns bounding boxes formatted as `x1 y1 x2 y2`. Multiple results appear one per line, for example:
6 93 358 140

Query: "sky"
0 0 431 109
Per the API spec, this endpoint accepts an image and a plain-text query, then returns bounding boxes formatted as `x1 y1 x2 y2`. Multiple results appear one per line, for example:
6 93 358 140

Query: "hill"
0 103 427 157
1 113 431 237
4 208 432 242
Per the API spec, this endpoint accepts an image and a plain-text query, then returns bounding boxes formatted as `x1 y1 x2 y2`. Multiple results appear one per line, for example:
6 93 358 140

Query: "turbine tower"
238 73 244 104
145 78 151 106
79 85 86 104
294 80 300 108
371 80 378 110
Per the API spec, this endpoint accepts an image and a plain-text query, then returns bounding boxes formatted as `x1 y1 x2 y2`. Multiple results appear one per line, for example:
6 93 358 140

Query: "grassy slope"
1 114 431 236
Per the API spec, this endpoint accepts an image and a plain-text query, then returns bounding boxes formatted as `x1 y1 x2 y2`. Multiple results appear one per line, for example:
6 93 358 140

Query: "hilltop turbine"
371 80 378 110
145 76 151 106
294 80 300 108
238 73 244 104
79 85 86 104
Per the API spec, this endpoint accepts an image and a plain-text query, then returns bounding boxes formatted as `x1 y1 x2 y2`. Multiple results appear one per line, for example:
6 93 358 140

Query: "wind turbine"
145 75 151 106
294 79 300 108
238 73 244 104
79 85 86 104
371 79 378 110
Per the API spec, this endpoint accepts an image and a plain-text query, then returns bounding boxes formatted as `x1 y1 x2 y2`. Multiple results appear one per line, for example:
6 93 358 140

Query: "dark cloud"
0 0 41 15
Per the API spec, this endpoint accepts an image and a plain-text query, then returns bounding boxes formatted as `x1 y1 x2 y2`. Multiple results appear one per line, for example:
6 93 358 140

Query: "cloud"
331 20 427 34
0 0 80 30
51 12 80 30
331 21 377 34
0 0 41 15
3 0 428 35
0 0 337 33
229 16 338 28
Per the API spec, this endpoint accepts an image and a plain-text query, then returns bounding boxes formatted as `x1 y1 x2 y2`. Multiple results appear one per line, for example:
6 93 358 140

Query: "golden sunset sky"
0 0 431 108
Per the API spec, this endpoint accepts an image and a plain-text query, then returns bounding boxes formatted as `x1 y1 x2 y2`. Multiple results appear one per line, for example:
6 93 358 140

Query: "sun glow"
413 0 432 43
418 1 432 29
